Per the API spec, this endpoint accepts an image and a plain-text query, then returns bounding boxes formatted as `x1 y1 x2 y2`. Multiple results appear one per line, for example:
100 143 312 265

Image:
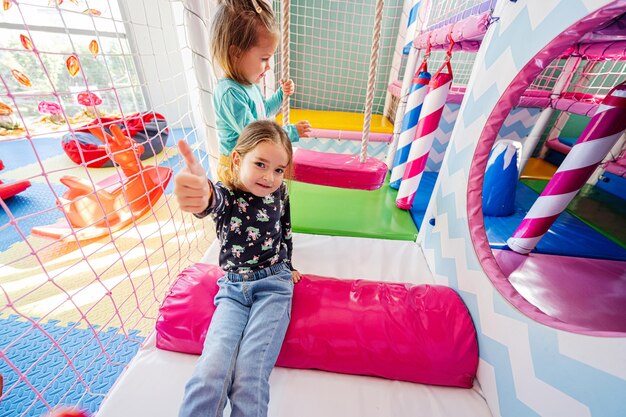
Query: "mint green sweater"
213 78 299 155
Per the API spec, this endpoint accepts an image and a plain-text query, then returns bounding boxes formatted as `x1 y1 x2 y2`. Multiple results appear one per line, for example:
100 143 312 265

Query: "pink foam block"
156 263 479 388
309 128 392 143
545 137 573 155
292 149 388 191
604 161 626 177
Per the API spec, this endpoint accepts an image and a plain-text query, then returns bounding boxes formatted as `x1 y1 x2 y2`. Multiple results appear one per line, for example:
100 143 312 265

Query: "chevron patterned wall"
425 105 540 172
419 1 626 417
297 105 539 170
426 103 460 172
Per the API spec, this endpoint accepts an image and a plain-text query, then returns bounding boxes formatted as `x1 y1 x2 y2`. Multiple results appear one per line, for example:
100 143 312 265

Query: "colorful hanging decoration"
89 40 99 58
20 34 34 50
38 101 65 124
77 91 102 118
83 9 101 16
77 91 102 107
66 55 80 77
3 0 12 11
48 0 63 6
11 69 32 87
0 102 21 131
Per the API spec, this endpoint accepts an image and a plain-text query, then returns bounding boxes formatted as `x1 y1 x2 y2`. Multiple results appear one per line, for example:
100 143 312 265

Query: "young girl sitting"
174 120 301 417
211 0 312 180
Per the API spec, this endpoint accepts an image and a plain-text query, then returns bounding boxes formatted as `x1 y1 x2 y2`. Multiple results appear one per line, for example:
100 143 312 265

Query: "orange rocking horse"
32 125 172 241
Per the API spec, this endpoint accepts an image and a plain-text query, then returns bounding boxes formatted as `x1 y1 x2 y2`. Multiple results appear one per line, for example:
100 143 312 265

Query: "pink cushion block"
156 263 479 388
604 161 626 177
545 137 573 154
388 80 402 97
309 128 392 143
292 149 388 191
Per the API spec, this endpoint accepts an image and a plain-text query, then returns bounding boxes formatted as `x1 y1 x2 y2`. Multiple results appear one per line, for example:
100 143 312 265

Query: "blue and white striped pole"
390 71 431 189
403 1 421 55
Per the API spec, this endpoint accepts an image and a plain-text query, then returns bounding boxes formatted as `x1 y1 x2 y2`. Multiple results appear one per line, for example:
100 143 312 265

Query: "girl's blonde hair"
211 0 279 85
223 120 293 190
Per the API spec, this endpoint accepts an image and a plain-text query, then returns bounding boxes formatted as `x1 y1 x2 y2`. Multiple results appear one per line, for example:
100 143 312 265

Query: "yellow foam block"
521 158 558 181
276 109 394 134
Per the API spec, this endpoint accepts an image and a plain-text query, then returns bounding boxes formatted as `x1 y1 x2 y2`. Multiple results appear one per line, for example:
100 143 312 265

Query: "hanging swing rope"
281 0 290 126
360 0 386 163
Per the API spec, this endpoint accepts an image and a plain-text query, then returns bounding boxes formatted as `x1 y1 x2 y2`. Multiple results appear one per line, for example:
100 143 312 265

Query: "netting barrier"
1 0 624 415
272 0 403 115
0 1 215 415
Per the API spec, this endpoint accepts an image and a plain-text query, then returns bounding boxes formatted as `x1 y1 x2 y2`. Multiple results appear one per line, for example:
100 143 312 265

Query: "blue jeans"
179 263 294 417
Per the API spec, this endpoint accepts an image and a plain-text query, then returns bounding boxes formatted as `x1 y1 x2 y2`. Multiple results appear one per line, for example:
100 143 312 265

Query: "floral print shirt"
195 181 293 273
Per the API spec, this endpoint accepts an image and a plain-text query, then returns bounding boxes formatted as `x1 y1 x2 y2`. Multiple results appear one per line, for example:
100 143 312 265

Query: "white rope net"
272 0 404 115
0 1 215 415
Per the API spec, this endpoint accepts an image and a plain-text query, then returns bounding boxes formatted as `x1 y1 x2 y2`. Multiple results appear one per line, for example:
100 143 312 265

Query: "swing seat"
293 149 388 190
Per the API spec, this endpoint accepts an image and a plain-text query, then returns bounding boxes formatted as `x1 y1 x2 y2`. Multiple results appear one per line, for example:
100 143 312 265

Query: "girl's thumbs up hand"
175 140 211 214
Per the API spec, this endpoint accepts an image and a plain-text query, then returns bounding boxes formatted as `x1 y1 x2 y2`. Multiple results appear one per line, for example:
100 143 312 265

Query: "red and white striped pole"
396 71 452 209
507 81 626 254
390 71 431 189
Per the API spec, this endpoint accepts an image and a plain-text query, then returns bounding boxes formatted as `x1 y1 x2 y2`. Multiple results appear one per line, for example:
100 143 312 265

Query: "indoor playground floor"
522 179 626 249
0 128 215 416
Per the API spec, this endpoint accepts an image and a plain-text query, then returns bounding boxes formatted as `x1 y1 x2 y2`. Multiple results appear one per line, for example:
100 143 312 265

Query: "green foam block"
289 178 418 241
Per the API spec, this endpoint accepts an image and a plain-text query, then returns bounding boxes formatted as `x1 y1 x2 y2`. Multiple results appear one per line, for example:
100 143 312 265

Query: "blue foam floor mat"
407 173 626 261
0 315 144 416
486 182 626 261
0 183 67 252
0 138 63 170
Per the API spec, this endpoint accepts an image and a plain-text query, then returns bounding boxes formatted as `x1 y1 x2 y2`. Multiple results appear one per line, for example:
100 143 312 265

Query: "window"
0 1 146 135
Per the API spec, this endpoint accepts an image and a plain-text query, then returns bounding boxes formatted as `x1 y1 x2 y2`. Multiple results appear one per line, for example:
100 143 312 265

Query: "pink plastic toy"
156 263 479 388
46 408 89 417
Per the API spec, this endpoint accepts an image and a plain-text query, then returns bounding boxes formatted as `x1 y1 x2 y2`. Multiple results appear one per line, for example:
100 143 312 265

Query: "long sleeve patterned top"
195 181 294 273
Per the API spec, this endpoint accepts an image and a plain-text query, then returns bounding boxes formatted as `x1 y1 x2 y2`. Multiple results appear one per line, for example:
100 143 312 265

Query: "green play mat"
289 178 418 241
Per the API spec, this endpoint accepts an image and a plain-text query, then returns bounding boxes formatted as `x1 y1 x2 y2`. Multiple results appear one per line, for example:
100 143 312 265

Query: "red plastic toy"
0 159 31 200
46 408 89 417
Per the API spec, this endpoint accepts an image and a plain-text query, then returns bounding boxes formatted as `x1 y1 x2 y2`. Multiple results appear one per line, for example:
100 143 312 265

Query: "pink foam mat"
494 250 626 334
156 263 479 388
604 160 626 177
309 128 392 143
292 149 388 190
545 137 573 154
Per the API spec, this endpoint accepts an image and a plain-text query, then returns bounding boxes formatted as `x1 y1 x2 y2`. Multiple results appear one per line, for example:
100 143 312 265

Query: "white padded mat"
98 234 492 417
